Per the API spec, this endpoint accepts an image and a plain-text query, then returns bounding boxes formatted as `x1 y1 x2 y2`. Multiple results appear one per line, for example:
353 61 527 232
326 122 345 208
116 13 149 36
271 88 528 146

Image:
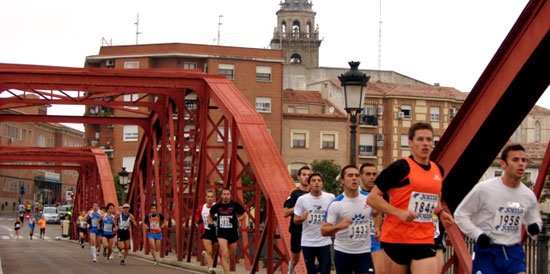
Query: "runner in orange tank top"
367 122 455 274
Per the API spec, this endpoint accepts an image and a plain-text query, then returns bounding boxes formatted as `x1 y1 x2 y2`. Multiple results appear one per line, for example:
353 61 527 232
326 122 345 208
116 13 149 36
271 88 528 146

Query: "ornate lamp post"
338 61 370 166
118 167 130 202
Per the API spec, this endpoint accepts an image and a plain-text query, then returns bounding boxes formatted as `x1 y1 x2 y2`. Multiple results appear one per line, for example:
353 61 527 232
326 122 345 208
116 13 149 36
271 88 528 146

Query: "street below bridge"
0 212 200 274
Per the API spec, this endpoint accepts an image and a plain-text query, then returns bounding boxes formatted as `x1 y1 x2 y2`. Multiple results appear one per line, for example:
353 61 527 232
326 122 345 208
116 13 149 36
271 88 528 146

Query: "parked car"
43 207 60 224
58 205 73 220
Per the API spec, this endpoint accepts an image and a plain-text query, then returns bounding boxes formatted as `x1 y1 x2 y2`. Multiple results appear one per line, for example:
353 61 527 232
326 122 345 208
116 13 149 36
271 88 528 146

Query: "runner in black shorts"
283 166 310 274
115 203 136 265
209 188 245 274
196 189 218 274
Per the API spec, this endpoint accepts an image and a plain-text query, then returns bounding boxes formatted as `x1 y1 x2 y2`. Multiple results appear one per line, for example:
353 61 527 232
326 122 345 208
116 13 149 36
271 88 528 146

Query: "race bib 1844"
407 192 438 222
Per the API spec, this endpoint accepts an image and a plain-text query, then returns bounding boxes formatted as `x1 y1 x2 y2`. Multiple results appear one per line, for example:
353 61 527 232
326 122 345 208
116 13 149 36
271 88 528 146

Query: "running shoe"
153 261 159 266
120 260 125 265
209 269 216 274
92 258 97 263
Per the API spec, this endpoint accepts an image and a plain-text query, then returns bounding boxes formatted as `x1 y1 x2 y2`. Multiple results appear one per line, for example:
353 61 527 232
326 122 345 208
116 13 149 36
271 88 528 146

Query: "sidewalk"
62 238 264 273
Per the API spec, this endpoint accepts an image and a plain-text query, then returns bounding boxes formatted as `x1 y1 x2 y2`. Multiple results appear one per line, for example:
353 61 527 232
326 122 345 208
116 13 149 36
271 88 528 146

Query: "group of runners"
82 202 137 265
284 122 542 274
13 208 47 240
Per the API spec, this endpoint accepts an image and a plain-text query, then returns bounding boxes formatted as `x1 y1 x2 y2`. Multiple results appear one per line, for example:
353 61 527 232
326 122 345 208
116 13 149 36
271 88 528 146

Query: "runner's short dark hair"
106 203 114 209
359 163 375 174
501 144 525 162
308 173 323 184
221 187 231 193
298 166 311 176
340 164 358 179
409 122 434 140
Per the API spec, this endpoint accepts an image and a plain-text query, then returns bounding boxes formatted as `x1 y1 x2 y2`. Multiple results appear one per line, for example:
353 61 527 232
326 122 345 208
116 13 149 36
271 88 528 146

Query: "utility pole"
217 15 223 45
135 13 142 45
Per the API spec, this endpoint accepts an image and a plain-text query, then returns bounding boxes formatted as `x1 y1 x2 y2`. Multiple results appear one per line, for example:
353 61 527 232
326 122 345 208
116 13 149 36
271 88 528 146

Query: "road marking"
132 256 204 273
1 235 10 240
0 225 13 232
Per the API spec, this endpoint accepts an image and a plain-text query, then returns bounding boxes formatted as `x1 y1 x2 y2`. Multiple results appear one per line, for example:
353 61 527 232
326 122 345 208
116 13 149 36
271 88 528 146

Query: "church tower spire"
271 0 322 68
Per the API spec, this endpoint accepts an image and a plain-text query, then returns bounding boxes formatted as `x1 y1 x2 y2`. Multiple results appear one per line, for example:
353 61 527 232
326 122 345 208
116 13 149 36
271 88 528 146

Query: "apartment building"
0 105 85 206
84 43 284 177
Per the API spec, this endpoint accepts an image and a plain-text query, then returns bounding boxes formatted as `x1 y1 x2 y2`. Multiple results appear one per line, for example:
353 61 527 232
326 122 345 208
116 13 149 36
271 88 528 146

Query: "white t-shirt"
200 203 215 230
454 177 542 246
325 192 374 254
294 192 335 247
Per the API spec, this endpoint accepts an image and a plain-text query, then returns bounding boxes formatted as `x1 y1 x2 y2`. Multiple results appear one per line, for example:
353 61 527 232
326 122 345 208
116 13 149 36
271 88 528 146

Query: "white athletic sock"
288 263 295 274
91 246 97 259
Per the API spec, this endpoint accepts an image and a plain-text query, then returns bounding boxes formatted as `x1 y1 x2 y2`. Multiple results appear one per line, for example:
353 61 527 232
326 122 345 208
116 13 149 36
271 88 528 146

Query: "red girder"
432 0 550 272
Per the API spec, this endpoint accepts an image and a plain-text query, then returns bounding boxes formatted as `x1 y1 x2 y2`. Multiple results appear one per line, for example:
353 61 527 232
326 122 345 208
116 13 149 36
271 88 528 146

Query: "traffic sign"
20 185 24 195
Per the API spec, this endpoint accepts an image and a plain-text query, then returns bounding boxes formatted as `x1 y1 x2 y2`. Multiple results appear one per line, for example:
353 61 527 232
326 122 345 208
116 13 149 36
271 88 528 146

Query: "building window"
401 105 412 119
218 64 234 80
296 106 309 114
321 132 336 149
287 106 295 113
364 105 375 116
535 121 541 142
216 126 232 143
255 97 272 113
291 130 308 148
123 125 139 141
22 129 26 142
48 138 54 147
401 135 409 149
184 62 197 69
256 66 272 82
124 93 139 110
124 62 139 69
430 107 440 121
38 135 46 147
494 170 502 177
122 156 136 172
434 136 440 147
359 133 374 156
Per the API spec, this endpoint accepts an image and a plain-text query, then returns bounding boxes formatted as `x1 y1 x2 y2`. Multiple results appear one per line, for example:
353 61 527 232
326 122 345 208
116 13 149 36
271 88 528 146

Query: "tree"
310 159 342 196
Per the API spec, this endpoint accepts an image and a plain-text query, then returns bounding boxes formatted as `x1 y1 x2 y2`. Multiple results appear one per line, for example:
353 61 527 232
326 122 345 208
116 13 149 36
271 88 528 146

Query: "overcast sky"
1 0 546 131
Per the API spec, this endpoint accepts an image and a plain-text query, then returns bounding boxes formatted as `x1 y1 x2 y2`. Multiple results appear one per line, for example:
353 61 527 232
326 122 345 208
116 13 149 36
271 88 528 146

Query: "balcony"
359 115 378 127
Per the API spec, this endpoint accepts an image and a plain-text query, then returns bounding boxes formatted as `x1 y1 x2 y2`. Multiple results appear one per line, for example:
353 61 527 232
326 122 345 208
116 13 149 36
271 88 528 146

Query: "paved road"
0 213 199 273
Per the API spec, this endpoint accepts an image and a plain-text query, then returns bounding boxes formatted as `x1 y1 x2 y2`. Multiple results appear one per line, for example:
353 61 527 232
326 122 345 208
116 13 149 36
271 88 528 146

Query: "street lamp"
339 61 370 166
118 167 130 202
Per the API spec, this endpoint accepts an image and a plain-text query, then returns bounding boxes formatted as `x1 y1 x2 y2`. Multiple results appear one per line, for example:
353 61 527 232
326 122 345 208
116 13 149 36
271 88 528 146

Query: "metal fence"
443 234 549 274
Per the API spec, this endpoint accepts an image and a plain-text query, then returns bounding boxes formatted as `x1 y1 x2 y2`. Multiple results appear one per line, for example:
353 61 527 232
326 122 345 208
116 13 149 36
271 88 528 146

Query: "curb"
0 256 3 274
61 238 221 273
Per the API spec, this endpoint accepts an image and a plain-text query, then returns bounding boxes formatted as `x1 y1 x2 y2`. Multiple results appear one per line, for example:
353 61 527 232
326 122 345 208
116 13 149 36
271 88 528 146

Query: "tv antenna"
217 15 224 45
135 13 142 45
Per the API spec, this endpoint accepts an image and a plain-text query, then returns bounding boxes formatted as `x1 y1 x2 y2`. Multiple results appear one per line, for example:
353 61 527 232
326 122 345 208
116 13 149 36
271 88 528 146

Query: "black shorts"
290 232 302 254
201 228 218 243
40 228 46 234
78 228 87 235
381 242 436 265
117 230 131 242
103 234 116 240
217 230 239 244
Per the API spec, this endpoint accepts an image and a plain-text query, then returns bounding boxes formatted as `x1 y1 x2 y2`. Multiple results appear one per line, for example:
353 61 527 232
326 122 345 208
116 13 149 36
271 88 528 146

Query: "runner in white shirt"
322 165 377 274
195 189 218 274
454 144 542 274
293 173 335 274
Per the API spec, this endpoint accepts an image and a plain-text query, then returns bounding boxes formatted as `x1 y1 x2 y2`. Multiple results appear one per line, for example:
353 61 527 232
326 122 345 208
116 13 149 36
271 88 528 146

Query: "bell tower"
270 0 322 68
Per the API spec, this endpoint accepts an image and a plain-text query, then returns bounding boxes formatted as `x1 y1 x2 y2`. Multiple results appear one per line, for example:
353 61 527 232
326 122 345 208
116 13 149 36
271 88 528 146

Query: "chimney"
434 83 440 86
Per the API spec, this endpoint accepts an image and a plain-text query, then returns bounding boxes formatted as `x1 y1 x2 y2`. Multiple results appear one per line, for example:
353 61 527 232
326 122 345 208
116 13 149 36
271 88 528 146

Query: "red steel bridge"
0 0 548 273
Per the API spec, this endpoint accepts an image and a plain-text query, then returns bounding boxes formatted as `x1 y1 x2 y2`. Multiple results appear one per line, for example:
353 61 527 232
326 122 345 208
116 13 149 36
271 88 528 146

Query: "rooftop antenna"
217 15 224 45
101 37 112 47
377 0 382 71
135 13 142 45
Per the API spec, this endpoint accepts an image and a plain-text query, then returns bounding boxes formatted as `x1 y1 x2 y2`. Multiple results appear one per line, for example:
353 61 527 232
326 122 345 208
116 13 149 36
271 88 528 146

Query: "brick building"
282 90 348 178
84 43 284 177
307 80 468 170
0 104 85 209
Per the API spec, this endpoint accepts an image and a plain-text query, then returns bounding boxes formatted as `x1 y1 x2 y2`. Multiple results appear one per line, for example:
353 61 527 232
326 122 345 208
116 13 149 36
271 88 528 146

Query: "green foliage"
113 173 125 204
310 159 342 196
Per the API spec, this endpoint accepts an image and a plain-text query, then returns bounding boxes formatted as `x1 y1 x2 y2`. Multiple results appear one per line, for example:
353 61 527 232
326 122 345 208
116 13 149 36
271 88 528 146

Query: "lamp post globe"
118 167 130 186
338 61 370 166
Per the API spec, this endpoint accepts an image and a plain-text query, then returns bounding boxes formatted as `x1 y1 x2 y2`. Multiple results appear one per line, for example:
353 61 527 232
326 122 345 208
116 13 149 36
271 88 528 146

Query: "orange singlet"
380 157 442 244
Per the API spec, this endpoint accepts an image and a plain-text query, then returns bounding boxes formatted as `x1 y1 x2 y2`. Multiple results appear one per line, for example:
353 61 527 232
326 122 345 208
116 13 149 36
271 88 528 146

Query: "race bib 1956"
492 202 524 234
407 192 438 222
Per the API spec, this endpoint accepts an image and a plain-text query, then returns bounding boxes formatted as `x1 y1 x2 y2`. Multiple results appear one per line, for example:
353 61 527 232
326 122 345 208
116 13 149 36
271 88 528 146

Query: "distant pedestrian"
14 219 21 240
38 215 47 240
61 216 71 238
77 211 88 247
18 210 25 225
28 216 36 240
